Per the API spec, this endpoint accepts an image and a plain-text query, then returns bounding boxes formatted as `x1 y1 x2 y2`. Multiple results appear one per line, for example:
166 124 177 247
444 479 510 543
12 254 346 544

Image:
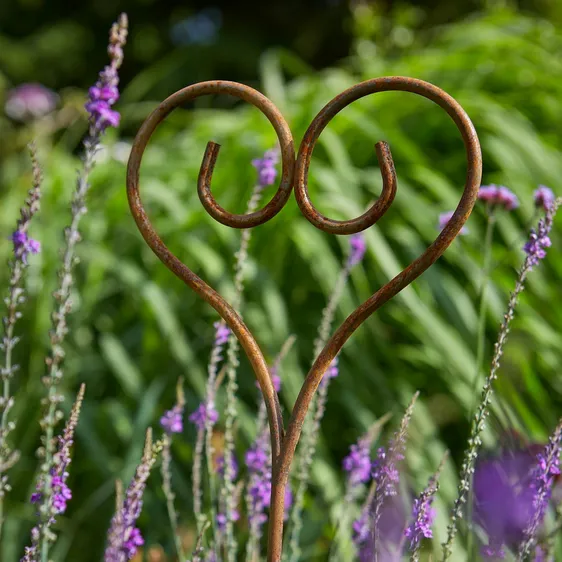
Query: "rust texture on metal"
126 76 482 562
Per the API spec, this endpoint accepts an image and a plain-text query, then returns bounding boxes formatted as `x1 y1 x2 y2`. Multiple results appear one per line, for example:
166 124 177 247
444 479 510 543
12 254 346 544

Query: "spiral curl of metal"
126 76 482 562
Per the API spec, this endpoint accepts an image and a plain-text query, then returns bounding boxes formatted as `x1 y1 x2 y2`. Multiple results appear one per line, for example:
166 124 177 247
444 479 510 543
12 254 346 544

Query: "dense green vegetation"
1 3 562 560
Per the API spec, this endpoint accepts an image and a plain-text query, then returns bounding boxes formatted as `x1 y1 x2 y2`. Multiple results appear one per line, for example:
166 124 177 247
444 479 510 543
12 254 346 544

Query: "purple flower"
245 428 279 535
352 493 407 562
188 402 218 431
51 475 72 514
534 186 555 211
10 230 41 264
160 404 183 434
89 85 119 104
473 448 537 556
347 233 367 267
104 429 157 562
5 83 58 121
518 424 562 558
372 446 402 498
85 101 121 129
252 148 279 187
246 445 269 472
523 218 552 269
214 321 230 346
438 211 468 234
23 386 84 559
123 527 144 559
404 494 436 551
85 15 127 134
343 440 371 488
478 185 519 211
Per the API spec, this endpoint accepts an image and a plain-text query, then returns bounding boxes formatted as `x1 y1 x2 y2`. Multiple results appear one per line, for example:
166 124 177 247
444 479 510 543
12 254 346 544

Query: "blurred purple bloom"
246 444 269 473
473 449 537 556
353 493 406 562
217 510 240 529
252 148 279 187
214 321 230 346
519 424 562 557
5 83 58 121
343 439 371 488
188 402 218 431
10 230 41 264
523 218 552 269
347 233 367 267
533 186 555 212
478 185 519 210
160 404 183 434
481 543 506 560
438 211 468 235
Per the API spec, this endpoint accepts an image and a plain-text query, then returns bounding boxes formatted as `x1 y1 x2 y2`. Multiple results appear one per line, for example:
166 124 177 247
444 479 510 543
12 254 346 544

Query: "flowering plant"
1 10 562 562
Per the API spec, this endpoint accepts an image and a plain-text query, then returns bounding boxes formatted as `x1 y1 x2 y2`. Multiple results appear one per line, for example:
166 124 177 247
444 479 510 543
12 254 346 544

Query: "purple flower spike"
404 495 436 550
478 185 519 211
518 421 562 558
160 405 183 434
160 381 185 434
214 321 230 346
533 186 555 211
252 148 280 187
5 83 58 122
246 443 269 472
104 430 160 562
347 233 367 267
523 219 552 269
23 386 85 560
85 15 128 134
371 446 402 498
438 211 468 235
343 440 371 488
188 402 219 431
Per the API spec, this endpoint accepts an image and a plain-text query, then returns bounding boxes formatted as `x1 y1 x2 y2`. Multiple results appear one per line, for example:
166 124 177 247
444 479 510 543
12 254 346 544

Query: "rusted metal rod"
126 81 295 464
126 76 482 562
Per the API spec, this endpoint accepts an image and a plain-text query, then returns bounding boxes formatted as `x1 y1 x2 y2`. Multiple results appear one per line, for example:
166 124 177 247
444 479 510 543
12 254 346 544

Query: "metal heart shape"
125 76 482 562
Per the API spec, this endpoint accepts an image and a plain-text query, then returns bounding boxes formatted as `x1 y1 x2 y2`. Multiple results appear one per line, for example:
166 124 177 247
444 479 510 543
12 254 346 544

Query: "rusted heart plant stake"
126 76 482 561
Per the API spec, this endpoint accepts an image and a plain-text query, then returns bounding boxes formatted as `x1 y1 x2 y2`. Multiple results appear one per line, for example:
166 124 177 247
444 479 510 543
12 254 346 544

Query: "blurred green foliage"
2 2 562 561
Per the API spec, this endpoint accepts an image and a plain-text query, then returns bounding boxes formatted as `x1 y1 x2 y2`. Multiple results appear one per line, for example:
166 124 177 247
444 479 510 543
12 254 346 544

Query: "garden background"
2 0 562 560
